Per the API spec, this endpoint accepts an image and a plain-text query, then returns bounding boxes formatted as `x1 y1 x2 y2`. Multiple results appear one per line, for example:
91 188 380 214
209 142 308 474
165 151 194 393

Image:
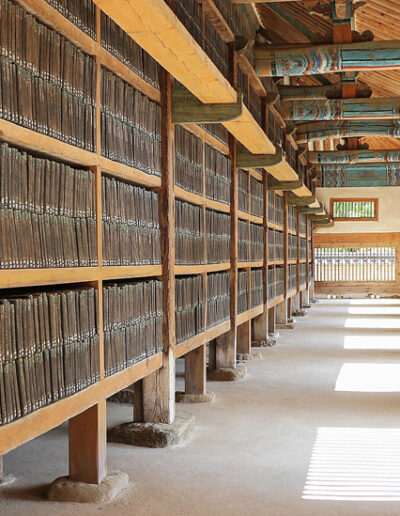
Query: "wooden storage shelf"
268 260 284 266
267 295 284 309
288 260 297 265
174 187 230 214
94 0 276 156
267 222 284 231
287 288 298 298
0 353 163 456
18 0 161 104
0 119 162 189
237 261 264 269
237 210 264 224
300 259 307 264
299 233 306 239
175 320 231 358
0 266 163 290
184 123 229 156
237 304 264 326
300 284 307 291
288 229 297 236
175 263 231 275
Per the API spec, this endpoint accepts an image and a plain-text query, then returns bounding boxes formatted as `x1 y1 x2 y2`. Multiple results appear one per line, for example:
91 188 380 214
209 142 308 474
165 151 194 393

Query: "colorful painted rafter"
320 163 400 187
309 150 400 164
296 121 400 143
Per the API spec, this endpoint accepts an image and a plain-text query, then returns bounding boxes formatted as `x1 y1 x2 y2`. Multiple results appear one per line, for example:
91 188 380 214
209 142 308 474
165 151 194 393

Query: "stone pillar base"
175 392 215 403
293 309 307 317
47 471 129 504
251 338 276 348
108 411 194 448
237 351 263 361
207 364 247 382
302 304 311 309
276 323 295 330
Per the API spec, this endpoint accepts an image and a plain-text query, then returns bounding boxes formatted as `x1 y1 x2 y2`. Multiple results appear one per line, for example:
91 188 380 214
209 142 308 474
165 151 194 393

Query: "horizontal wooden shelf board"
175 320 230 358
299 284 307 291
175 263 230 275
287 288 298 298
288 229 297 235
174 187 230 213
237 304 264 325
267 294 284 309
0 266 163 289
267 260 284 266
0 353 162 456
299 233 306 239
0 120 161 189
183 123 229 155
267 222 284 231
248 169 263 181
237 261 264 269
237 210 264 224
287 260 298 265
94 0 274 155
18 0 161 103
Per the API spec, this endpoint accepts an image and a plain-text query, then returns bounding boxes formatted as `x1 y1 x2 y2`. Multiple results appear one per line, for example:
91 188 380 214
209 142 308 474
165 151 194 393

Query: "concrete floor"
2 299 400 515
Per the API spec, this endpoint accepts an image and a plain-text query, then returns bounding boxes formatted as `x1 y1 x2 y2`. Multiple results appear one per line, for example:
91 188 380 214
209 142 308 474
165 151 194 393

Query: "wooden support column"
276 298 288 326
142 67 176 424
252 98 269 346
268 306 277 337
215 41 238 370
237 321 251 355
0 455 3 482
133 380 144 423
69 402 107 485
185 345 207 395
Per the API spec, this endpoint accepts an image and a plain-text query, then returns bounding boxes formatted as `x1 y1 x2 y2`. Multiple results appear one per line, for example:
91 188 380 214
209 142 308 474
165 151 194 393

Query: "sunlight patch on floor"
303 427 400 501
335 363 400 392
344 335 400 350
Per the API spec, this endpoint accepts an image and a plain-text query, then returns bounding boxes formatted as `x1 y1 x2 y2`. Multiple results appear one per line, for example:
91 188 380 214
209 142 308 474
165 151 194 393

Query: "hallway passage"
3 299 400 515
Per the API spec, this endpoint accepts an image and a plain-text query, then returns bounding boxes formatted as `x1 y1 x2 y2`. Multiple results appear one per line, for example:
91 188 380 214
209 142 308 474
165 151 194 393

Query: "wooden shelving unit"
0 0 315 490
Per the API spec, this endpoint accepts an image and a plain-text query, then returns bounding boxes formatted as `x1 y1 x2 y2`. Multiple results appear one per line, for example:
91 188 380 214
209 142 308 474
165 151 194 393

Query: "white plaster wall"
316 186 400 234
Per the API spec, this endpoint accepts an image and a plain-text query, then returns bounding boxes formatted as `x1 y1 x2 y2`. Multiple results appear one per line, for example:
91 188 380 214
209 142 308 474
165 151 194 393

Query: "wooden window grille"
314 247 396 282
330 199 378 221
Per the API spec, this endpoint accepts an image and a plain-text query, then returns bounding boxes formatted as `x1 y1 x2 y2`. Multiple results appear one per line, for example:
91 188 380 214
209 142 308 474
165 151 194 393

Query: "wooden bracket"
172 87 243 124
266 92 279 106
267 176 303 191
288 193 316 206
301 204 324 215
309 214 331 222
313 219 334 227
237 148 281 170
286 124 297 137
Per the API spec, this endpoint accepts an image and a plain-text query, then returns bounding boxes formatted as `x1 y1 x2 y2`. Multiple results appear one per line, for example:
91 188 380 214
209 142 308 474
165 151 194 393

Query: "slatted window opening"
331 198 378 221
315 247 396 282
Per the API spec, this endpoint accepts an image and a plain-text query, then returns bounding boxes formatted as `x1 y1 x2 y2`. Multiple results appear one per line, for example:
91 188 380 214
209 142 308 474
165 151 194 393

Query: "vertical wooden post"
237 321 251 354
133 380 144 423
215 41 237 370
252 97 269 346
185 345 207 395
0 455 3 482
69 402 107 484
142 66 176 424
276 298 288 325
268 306 276 337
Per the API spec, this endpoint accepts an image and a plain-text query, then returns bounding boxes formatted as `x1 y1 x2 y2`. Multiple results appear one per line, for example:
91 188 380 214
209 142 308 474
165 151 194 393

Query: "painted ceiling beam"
309 149 400 164
296 121 400 143
278 84 372 100
254 40 400 77
282 97 400 121
318 163 400 187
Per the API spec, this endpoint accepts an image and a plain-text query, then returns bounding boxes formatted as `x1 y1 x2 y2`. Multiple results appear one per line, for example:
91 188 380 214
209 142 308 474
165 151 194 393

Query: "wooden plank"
175 320 231 358
267 294 284 309
236 304 264 326
0 353 162 456
237 210 264 224
175 263 230 275
0 266 162 289
69 402 107 484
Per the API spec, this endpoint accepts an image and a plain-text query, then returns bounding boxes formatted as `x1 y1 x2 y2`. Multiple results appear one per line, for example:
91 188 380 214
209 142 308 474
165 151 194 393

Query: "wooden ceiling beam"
308 149 400 164
282 97 400 121
296 121 400 143
254 41 400 77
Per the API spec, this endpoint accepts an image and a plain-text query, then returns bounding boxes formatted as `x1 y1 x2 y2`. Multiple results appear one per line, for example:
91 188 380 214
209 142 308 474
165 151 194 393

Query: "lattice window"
314 247 396 282
331 199 378 221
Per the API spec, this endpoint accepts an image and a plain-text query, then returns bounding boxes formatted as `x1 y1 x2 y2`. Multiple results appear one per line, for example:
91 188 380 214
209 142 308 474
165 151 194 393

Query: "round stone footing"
237 351 263 360
293 310 307 317
276 323 295 330
207 364 247 382
108 410 194 448
47 471 129 504
176 392 215 403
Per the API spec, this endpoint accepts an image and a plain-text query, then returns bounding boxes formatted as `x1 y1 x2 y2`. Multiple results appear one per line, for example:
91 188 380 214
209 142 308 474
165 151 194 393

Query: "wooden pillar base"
69 401 107 485
207 364 247 382
268 306 278 338
237 320 251 355
251 310 268 347
185 345 207 395
215 330 236 370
